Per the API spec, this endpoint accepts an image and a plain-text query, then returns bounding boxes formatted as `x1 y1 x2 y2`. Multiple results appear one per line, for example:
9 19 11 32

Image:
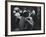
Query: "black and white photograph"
6 1 45 36
11 5 41 31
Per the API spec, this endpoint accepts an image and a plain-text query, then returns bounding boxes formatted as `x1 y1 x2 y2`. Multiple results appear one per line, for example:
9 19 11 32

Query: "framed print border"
5 1 45 36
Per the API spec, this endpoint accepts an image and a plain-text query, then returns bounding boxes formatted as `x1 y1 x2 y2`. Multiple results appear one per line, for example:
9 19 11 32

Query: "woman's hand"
25 17 34 26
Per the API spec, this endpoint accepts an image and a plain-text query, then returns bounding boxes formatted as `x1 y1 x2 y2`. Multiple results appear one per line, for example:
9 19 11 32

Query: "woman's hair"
22 12 29 17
